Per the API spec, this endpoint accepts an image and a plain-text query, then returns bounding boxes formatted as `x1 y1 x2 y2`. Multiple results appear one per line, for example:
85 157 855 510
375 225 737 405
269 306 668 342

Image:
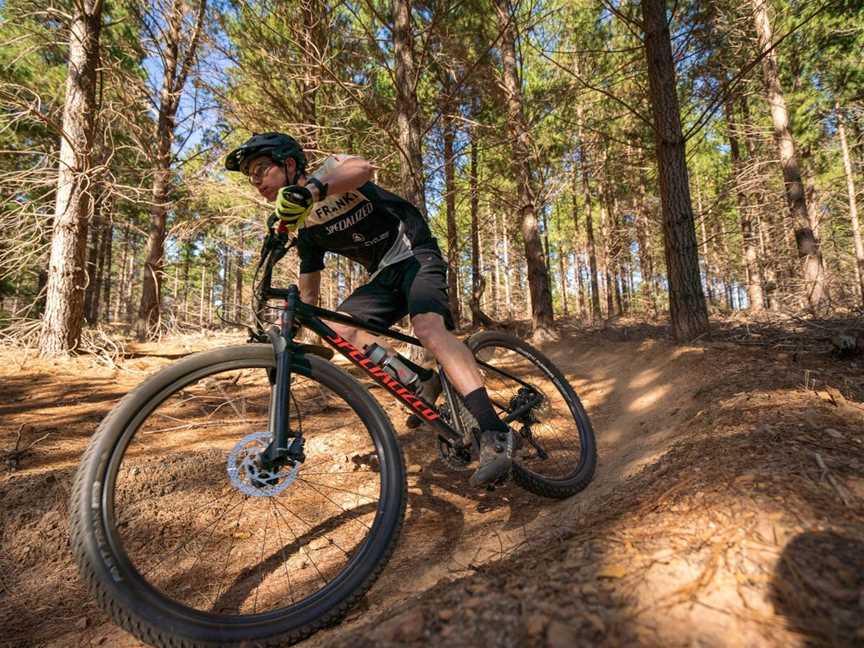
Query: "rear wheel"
466 331 597 498
71 344 406 647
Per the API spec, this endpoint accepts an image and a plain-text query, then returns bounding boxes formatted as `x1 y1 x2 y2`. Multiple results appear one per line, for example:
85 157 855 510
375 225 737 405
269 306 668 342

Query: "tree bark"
235 229 245 322
136 0 206 338
575 98 601 320
98 220 113 322
570 169 584 319
495 0 554 335
83 210 102 323
391 0 427 213
555 208 569 318
751 0 827 310
693 176 715 306
39 0 104 355
642 0 709 340
298 0 324 152
635 172 658 317
836 102 864 304
469 124 491 327
443 99 461 323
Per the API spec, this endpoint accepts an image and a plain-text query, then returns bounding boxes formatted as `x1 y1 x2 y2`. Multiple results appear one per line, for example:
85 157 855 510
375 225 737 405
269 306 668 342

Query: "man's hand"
275 185 314 231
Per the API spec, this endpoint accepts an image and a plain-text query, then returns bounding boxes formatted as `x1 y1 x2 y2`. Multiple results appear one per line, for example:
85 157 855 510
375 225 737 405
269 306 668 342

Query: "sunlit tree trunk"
642 0 709 340
570 169 584 319
391 0 427 213
39 0 104 355
136 0 206 338
495 0 554 335
635 172 658 317
751 0 826 310
836 102 864 304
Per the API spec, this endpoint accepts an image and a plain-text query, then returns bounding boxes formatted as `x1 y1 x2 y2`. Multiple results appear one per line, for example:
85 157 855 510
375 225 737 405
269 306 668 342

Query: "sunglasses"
247 160 276 185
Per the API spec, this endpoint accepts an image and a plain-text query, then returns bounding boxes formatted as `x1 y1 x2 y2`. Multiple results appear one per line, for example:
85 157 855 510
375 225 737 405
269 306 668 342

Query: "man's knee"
411 312 448 352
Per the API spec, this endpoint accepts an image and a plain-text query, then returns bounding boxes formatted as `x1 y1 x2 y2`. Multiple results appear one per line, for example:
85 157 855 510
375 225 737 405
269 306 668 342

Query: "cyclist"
226 132 513 487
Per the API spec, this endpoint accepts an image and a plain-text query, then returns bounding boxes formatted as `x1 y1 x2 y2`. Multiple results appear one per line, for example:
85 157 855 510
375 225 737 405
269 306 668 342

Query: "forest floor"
0 314 862 647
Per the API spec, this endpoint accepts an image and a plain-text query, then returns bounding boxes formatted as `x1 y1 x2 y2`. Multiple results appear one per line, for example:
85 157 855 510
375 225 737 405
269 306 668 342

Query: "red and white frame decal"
325 334 440 422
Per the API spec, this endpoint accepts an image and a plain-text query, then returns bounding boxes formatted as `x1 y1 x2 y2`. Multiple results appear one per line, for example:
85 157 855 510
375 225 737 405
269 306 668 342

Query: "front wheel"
466 331 597 498
70 344 406 647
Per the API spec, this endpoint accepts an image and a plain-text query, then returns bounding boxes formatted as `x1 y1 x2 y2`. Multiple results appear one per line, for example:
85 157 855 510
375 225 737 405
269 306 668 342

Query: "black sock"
463 387 507 432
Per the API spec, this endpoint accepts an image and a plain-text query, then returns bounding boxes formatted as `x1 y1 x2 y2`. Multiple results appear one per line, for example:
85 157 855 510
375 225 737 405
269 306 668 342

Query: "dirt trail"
0 327 861 647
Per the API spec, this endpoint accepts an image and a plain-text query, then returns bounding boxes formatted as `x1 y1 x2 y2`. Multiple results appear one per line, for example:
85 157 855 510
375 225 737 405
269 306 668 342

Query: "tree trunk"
99 220 113 322
136 0 206 338
642 0 709 340
726 99 765 311
570 170 584 319
751 0 827 310
576 103 601 320
391 0 426 213
39 0 103 356
836 102 864 304
502 217 512 319
740 95 778 309
635 173 658 317
235 229 245 322
599 201 614 317
114 224 130 322
83 210 102 323
469 126 488 326
298 0 323 152
555 208 569 318
443 100 461 323
495 0 554 334
694 176 716 306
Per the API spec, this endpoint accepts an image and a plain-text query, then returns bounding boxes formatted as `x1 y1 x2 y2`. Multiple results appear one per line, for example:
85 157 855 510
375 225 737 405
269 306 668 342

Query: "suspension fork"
264 285 304 467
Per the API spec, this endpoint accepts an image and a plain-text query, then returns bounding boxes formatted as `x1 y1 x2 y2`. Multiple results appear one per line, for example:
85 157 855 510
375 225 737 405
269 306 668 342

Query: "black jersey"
296 157 439 276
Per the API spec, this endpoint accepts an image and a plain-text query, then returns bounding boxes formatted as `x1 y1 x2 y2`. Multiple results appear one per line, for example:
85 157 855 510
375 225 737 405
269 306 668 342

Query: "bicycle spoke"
295 478 374 531
270 499 329 589
210 496 250 612
137 490 243 573
253 502 271 614
268 498 296 605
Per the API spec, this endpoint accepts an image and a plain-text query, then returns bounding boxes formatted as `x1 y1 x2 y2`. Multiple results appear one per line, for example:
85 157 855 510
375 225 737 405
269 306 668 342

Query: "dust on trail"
0 326 861 647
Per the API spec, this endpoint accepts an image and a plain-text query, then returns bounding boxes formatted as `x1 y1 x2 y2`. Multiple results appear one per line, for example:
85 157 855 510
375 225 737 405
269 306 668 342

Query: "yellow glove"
274 185 313 231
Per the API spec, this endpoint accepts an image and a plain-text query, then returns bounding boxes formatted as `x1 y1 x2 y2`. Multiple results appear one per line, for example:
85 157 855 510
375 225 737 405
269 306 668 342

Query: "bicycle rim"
472 338 591 482
102 354 391 622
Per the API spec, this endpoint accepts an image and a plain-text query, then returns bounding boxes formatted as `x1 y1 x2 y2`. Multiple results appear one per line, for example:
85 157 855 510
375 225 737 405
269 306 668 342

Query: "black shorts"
337 252 455 330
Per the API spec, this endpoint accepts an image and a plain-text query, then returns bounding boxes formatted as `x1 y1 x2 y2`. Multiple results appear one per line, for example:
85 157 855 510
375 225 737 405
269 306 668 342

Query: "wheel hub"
227 431 301 497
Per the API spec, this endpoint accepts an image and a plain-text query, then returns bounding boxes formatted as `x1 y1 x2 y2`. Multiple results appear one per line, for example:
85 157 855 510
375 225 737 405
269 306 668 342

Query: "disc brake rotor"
227 431 301 497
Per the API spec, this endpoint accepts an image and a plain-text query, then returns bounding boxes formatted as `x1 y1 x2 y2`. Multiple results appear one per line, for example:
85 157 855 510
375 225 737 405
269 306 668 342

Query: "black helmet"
225 132 306 175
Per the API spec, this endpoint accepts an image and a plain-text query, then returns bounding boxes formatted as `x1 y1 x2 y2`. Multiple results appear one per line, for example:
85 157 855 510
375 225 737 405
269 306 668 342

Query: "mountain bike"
70 226 597 648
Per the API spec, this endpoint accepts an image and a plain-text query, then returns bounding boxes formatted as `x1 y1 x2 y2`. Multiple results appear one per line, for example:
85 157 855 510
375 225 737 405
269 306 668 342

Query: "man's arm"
303 155 375 200
299 271 321 306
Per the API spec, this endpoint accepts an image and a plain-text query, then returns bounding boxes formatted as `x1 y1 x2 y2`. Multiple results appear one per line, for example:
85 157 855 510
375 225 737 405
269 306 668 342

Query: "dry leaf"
597 564 627 579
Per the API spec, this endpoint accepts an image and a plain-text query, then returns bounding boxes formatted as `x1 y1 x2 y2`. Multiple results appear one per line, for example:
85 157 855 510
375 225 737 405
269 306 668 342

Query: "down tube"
303 316 462 443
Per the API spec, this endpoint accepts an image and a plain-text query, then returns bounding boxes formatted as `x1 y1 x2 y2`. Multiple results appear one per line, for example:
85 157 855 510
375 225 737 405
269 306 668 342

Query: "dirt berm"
0 325 862 647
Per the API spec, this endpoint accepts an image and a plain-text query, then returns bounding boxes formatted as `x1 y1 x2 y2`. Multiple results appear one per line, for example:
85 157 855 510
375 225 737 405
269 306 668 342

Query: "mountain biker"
226 132 513 487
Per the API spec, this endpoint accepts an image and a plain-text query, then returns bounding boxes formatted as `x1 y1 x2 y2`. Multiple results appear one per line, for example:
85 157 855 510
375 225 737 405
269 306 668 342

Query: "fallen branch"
2 425 52 470
812 452 852 508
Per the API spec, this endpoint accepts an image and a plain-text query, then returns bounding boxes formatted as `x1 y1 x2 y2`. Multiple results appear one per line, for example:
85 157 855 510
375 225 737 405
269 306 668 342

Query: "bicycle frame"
253 232 539 469
258 283 467 467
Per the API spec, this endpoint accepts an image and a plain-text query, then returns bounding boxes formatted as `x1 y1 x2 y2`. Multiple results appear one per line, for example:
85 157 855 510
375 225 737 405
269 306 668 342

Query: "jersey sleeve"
297 232 326 274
